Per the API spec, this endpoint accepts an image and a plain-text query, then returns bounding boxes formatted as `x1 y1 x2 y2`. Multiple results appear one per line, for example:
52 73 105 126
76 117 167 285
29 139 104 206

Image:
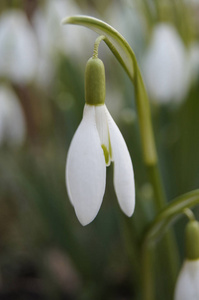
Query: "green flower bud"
185 220 199 260
85 57 105 106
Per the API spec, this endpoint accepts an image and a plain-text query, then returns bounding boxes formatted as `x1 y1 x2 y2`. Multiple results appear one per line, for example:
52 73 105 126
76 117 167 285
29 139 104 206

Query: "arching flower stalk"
66 36 135 226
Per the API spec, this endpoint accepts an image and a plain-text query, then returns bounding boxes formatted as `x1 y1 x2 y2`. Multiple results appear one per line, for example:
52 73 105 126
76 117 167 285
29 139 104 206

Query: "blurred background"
0 0 199 299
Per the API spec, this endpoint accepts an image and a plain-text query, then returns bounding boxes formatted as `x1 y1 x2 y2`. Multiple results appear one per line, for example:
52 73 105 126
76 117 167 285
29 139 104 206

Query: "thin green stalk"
134 70 179 299
142 244 154 300
144 189 199 244
93 35 105 58
147 165 166 209
146 166 179 297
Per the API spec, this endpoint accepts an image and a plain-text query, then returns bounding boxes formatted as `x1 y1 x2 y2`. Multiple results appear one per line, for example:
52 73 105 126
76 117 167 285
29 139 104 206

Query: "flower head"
66 56 135 225
174 260 199 300
175 220 199 300
142 23 190 103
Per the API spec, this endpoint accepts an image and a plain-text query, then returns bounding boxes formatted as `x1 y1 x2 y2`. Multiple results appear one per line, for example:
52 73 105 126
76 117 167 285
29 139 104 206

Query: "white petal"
66 104 106 226
0 10 38 84
95 105 112 165
105 106 135 216
174 260 199 300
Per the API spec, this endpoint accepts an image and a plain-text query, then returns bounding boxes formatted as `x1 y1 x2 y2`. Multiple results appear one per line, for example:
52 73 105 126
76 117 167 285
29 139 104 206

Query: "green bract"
85 57 105 106
185 220 199 260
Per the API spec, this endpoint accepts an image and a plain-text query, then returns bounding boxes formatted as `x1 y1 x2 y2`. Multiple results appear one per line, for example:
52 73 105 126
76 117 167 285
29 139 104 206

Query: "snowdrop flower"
32 0 94 87
174 220 199 300
66 56 135 225
0 84 26 147
142 23 190 103
0 10 38 84
175 260 199 300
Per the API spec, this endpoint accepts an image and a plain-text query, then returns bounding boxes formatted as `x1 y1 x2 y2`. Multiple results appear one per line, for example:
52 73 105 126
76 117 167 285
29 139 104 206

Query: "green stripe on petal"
101 144 109 165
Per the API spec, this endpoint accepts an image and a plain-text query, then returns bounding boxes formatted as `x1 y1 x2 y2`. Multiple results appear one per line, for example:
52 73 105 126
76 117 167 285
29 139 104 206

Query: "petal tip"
122 201 135 217
75 207 95 226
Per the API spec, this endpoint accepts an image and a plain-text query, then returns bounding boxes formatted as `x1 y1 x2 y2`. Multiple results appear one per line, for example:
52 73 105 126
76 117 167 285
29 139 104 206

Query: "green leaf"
143 189 199 245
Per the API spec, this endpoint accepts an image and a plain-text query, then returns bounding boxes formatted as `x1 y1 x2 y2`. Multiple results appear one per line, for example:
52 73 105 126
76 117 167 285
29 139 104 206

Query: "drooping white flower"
66 104 135 226
142 23 190 103
174 260 199 300
0 10 38 84
0 84 26 147
66 57 135 226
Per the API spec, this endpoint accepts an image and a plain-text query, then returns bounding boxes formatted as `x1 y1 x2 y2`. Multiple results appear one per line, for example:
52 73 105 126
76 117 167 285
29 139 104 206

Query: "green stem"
183 208 195 221
147 165 166 209
93 35 105 58
144 189 199 243
134 69 179 299
142 244 154 300
134 67 158 166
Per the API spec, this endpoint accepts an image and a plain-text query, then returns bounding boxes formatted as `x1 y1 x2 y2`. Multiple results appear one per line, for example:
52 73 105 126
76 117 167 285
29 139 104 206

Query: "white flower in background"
0 10 38 85
175 219 199 300
184 0 199 5
105 0 145 54
32 0 94 87
0 85 26 147
142 23 190 103
66 57 135 226
33 0 94 60
174 260 199 300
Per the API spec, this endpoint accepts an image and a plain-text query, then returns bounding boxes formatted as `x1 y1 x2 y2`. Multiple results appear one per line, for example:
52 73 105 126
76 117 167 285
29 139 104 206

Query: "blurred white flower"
32 0 95 87
184 0 199 5
105 0 145 53
142 23 190 103
33 0 94 60
174 260 199 300
0 84 26 147
66 104 135 226
0 10 38 84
